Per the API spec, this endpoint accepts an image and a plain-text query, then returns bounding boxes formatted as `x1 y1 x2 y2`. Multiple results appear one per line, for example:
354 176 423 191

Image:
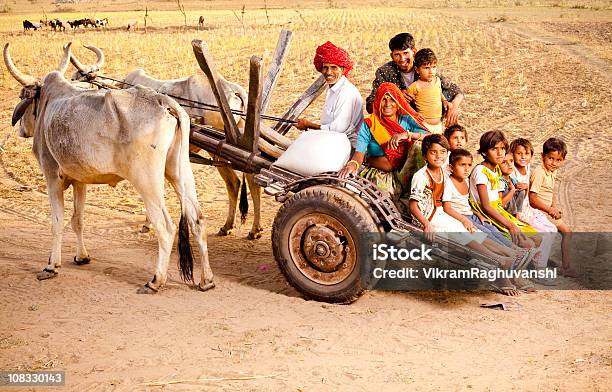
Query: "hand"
294 118 313 130
388 133 407 150
338 162 358 179
462 219 477 233
515 182 528 191
423 223 435 242
444 101 460 126
477 215 490 225
413 111 426 124
548 206 562 219
402 90 415 103
508 224 521 245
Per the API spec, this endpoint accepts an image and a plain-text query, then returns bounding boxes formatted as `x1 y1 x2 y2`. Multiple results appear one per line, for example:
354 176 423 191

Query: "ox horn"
3 43 37 86
84 45 104 69
67 44 88 73
57 42 72 75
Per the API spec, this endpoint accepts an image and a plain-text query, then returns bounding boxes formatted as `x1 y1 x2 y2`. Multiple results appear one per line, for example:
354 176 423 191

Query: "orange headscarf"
364 82 426 170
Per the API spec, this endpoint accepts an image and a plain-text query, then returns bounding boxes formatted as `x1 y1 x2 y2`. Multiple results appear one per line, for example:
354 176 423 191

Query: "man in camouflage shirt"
366 33 464 126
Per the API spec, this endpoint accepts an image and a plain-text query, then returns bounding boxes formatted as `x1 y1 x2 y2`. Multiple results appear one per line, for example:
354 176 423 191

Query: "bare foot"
490 278 521 296
512 277 537 293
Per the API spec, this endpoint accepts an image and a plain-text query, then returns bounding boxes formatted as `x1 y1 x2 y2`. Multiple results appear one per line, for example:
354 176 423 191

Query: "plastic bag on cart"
273 130 351 176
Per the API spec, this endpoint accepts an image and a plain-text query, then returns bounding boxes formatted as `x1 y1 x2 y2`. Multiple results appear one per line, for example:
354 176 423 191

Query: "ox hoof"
36 269 58 280
246 230 264 240
217 227 233 236
136 283 159 294
73 256 91 265
198 281 215 292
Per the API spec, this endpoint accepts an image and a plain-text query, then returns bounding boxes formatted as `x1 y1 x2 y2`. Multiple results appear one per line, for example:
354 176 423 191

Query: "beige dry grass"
0 2 610 391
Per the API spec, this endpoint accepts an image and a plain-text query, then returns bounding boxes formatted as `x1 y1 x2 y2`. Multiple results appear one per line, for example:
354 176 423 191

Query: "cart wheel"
272 185 379 304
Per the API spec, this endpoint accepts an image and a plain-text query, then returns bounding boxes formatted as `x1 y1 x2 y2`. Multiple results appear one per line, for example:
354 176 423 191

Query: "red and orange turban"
313 41 353 76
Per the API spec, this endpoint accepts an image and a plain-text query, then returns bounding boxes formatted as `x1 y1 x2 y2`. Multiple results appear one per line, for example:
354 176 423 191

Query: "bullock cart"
182 32 500 304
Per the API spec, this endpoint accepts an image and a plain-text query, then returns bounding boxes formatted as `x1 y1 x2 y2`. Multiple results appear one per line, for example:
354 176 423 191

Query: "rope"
83 73 297 124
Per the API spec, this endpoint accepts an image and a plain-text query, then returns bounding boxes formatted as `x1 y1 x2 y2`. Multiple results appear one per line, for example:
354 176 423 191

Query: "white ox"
70 46 267 240
4 43 215 293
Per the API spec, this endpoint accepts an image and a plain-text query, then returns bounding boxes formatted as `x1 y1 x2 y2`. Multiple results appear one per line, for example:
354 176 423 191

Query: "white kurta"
319 75 364 147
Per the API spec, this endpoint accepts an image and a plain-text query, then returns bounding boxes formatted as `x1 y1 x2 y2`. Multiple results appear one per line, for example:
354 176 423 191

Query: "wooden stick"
273 74 326 135
191 39 241 145
260 29 292 115
141 373 282 386
242 55 263 153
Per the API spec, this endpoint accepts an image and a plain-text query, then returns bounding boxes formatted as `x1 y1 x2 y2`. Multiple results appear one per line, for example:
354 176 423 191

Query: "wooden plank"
273 74 326 135
242 55 263 153
191 39 241 145
260 29 292 114
190 126 273 173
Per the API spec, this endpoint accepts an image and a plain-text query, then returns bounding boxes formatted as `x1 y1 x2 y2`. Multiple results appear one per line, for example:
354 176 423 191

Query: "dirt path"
502 22 611 83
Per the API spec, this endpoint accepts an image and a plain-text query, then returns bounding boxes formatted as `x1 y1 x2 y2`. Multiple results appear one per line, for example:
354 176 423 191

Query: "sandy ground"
1 7 611 392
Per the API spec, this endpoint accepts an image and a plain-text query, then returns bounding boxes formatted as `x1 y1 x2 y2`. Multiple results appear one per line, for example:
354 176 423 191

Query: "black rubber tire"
272 185 379 304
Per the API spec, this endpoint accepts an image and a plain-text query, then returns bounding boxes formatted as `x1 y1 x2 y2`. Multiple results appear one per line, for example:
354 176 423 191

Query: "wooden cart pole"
191 39 242 145
260 29 293 115
242 56 263 153
273 75 327 135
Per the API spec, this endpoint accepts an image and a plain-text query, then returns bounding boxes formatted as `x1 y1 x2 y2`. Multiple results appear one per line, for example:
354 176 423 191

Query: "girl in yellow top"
406 48 448 134
469 130 542 250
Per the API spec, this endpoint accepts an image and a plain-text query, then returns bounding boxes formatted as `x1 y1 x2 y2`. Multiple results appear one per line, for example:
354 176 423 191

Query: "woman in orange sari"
339 82 428 209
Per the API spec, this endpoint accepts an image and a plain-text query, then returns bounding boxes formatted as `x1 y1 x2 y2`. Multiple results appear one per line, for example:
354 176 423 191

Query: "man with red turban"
294 41 363 148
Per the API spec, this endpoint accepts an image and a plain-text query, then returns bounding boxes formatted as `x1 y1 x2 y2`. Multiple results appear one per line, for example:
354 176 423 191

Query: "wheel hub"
288 213 357 285
302 224 345 272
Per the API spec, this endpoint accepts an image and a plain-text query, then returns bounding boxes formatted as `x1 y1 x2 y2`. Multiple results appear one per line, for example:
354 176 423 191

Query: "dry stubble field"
0 1 611 391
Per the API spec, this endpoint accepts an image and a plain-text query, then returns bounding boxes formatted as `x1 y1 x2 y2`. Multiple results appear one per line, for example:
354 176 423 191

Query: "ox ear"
12 98 33 126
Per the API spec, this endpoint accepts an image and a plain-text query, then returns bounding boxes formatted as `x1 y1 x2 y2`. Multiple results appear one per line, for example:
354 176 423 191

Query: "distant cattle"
67 20 81 29
67 18 94 29
83 18 97 28
96 18 108 27
50 19 66 32
127 20 138 30
198 15 205 29
23 20 35 30
23 20 38 31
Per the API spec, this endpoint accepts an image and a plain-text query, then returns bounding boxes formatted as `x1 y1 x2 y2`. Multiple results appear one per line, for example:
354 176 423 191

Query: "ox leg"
37 180 65 280
71 182 91 265
245 174 263 240
132 176 175 294
166 162 214 292
215 165 240 236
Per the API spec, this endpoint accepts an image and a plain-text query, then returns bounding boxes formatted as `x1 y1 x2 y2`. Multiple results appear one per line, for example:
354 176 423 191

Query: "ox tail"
239 173 248 224
165 95 195 284
178 214 194 283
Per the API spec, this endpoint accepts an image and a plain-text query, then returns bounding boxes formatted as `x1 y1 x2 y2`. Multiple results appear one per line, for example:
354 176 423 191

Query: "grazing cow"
23 20 37 31
53 19 66 32
83 18 97 28
4 43 215 293
126 20 138 30
96 18 108 27
70 45 292 240
32 22 42 30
